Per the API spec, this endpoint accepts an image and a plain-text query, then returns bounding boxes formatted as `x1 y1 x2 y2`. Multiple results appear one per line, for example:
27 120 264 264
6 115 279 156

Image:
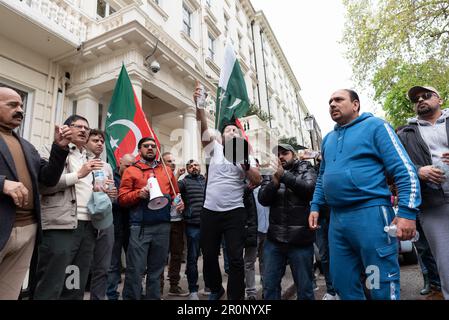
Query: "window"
208 33 215 60
182 4 192 37
97 0 116 19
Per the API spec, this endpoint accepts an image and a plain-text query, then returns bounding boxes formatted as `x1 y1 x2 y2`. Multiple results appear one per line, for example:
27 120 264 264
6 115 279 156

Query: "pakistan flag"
215 43 250 132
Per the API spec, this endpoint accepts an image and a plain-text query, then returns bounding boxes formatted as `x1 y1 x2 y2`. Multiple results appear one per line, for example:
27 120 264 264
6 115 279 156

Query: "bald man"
0 86 72 299
106 153 135 300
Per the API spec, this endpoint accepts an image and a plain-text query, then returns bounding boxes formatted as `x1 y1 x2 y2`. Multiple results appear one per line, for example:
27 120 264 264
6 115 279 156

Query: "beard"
190 170 199 177
417 105 433 116
142 153 155 162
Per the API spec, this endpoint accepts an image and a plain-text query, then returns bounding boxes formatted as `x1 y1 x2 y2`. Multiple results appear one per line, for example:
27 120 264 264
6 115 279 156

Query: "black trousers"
200 207 247 300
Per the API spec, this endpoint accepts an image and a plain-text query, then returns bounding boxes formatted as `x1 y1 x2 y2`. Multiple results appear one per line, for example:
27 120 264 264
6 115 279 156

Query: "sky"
250 0 380 136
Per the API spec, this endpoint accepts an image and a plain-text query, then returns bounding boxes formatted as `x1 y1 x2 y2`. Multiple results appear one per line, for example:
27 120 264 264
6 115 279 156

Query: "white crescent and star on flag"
107 118 142 155
219 90 241 110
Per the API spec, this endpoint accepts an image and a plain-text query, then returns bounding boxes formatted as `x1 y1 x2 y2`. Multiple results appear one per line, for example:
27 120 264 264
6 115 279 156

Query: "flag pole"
216 87 223 132
151 134 178 198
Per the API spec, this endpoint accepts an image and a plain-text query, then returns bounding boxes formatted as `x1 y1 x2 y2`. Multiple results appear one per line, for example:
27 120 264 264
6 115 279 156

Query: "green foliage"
278 136 303 151
372 59 449 128
246 103 273 122
342 0 449 126
343 0 449 85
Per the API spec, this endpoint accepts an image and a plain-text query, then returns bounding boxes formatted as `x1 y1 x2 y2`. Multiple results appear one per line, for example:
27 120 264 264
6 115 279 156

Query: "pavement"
91 253 443 300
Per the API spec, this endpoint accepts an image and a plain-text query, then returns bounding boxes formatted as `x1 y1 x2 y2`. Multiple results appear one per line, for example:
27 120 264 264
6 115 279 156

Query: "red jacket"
118 161 179 208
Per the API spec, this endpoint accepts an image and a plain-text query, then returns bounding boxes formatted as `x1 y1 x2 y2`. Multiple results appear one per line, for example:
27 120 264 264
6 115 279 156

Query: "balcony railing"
3 0 91 43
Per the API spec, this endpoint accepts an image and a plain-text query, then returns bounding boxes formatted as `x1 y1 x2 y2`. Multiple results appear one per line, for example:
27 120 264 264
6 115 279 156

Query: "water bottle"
434 159 449 189
93 169 105 189
196 83 206 109
384 224 419 242
170 194 183 222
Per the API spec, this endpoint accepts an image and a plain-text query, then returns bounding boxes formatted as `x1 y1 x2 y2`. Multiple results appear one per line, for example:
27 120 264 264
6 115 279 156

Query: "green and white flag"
215 43 250 132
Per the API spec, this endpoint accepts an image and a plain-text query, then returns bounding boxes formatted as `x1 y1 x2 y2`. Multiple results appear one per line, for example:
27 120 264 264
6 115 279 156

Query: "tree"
278 136 304 151
245 103 273 122
343 0 449 125
372 59 449 128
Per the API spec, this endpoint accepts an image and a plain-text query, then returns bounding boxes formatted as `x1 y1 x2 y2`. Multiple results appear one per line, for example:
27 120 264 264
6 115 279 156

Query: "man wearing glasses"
0 87 72 299
397 86 449 299
34 115 103 299
119 137 184 300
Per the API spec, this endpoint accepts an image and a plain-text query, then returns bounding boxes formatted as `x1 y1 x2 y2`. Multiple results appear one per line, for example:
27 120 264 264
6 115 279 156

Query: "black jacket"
243 186 258 248
0 134 69 251
178 174 206 225
258 160 317 247
397 121 449 209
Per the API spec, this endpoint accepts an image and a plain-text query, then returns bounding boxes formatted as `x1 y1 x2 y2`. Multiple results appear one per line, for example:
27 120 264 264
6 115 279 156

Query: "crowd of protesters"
1 84 448 300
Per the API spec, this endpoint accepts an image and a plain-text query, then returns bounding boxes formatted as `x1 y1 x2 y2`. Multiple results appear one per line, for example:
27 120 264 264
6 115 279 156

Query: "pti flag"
215 43 250 132
105 64 160 168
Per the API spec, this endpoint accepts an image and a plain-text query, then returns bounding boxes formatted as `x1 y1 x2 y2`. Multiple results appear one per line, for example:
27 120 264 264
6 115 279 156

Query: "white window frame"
96 0 117 19
208 33 215 60
182 4 192 37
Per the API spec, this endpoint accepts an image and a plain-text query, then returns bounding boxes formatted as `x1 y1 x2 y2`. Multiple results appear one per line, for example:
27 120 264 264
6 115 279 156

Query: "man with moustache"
397 86 449 299
119 137 184 300
34 115 104 300
0 86 72 299
309 89 420 300
178 159 206 300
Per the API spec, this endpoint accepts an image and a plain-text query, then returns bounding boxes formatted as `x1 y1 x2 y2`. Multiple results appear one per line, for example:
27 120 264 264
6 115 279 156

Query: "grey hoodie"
408 108 449 166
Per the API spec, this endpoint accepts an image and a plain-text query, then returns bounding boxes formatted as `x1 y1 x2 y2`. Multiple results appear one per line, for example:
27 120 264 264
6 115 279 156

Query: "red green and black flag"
105 64 160 168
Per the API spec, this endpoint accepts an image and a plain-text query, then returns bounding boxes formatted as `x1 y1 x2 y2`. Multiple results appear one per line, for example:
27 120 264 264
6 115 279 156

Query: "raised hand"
54 125 73 147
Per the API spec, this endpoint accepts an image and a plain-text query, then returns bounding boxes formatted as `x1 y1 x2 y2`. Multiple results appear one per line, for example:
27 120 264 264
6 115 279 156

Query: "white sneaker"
322 293 339 300
189 292 199 300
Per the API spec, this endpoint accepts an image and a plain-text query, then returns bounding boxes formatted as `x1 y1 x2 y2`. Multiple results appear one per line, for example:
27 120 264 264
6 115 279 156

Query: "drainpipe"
259 29 272 128
250 20 261 108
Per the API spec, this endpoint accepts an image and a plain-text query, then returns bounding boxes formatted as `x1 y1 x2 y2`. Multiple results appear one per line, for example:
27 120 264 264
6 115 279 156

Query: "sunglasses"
411 92 435 103
142 143 157 149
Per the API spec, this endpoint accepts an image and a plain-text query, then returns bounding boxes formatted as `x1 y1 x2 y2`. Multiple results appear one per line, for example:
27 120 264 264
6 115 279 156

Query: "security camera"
149 60 160 73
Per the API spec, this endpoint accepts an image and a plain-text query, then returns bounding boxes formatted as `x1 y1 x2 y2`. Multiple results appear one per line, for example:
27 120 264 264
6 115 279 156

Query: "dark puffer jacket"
178 174 206 225
258 160 317 247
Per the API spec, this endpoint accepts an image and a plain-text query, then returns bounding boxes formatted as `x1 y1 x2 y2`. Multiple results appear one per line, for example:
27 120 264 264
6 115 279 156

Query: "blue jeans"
106 210 130 300
329 206 400 300
122 223 170 300
263 239 315 300
185 225 201 293
315 217 336 295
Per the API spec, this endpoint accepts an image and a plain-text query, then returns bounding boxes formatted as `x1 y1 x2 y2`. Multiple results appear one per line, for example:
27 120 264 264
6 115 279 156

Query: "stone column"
183 107 199 163
75 88 101 129
129 75 143 106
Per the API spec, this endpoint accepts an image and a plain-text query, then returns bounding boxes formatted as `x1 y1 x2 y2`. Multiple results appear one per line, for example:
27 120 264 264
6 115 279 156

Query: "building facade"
0 0 321 168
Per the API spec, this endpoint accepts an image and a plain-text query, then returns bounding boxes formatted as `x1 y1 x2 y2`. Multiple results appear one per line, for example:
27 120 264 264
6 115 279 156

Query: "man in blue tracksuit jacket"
309 89 421 300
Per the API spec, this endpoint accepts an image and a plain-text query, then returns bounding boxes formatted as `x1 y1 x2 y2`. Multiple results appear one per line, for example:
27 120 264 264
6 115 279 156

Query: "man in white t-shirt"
194 87 262 300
